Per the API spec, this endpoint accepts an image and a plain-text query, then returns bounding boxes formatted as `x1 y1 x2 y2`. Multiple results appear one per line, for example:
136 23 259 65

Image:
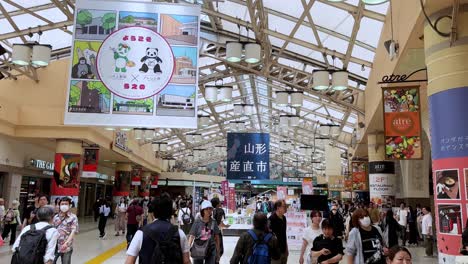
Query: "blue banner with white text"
227 133 270 180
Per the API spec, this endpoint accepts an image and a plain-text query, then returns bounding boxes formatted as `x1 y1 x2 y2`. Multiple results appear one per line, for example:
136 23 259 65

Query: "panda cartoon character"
139 48 163 74
111 43 131 73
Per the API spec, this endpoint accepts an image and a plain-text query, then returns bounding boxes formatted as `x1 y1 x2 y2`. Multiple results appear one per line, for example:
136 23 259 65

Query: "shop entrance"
19 176 51 214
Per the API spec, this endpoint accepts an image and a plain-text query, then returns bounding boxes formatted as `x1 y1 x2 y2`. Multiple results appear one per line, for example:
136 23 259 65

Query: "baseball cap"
201 200 213 210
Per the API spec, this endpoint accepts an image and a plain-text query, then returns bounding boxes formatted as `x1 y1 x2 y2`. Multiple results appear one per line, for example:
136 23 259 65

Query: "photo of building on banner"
227 133 270 180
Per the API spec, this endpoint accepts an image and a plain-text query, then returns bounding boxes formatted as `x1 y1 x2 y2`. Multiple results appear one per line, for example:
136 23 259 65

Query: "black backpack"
146 225 183 264
181 208 192 225
11 224 53 264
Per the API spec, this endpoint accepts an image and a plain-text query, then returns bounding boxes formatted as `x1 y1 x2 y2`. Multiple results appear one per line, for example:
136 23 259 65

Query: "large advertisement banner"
285 211 307 251
352 161 368 191
382 87 422 160
65 0 200 128
302 178 313 194
227 133 270 180
52 153 81 196
429 87 468 262
369 161 395 206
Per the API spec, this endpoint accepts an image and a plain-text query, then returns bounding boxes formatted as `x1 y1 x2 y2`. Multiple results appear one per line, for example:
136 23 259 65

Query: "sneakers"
102 232 107 239
115 232 120 236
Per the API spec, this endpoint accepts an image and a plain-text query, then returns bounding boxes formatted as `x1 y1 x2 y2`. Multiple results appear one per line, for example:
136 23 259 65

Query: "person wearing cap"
188 200 221 264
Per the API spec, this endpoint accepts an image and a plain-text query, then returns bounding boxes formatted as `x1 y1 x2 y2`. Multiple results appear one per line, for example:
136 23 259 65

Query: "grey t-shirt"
189 218 220 256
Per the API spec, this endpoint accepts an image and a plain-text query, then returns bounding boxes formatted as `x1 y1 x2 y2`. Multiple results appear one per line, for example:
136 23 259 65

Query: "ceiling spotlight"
226 42 242 62
331 71 348 91
31 44 52 66
12 44 32 66
313 70 330 90
244 43 261 63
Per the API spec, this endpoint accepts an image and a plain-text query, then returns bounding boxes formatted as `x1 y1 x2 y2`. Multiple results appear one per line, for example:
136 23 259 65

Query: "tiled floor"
0 220 441 263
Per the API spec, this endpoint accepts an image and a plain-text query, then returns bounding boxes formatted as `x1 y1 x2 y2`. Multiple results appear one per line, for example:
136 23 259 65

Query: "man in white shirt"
12 206 59 264
126 193 190 264
421 206 433 257
98 201 111 238
397 202 408 246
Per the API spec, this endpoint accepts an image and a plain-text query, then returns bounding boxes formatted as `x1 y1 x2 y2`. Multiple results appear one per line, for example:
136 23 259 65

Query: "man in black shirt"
268 199 288 264
22 194 48 228
312 219 343 264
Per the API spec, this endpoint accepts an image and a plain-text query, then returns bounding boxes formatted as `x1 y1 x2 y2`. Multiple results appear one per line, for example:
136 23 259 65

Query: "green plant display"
120 15 135 24
76 10 93 34
102 13 116 33
69 84 81 106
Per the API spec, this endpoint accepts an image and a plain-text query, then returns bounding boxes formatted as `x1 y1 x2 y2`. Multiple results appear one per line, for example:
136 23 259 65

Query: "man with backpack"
178 201 192 235
230 213 280 264
11 206 59 264
125 193 190 264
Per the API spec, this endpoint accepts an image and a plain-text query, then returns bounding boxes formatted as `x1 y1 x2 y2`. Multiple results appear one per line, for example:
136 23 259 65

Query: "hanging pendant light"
144 129 155 140
204 86 218 102
159 142 168 152
332 71 348 91
194 134 202 143
361 0 389 5
313 70 330 90
290 115 300 127
275 92 289 106
134 129 143 140
219 86 233 102
279 115 289 127
290 91 303 107
244 104 254 115
234 104 243 115
226 42 242 62
152 142 160 152
12 44 32 66
186 134 194 142
244 43 261 64
31 44 52 66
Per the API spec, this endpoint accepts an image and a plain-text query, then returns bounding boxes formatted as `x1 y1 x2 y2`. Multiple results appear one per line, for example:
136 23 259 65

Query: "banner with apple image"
382 87 422 160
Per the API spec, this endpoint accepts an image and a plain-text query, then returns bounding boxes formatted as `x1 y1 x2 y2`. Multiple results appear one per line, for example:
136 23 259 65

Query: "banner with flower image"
382 87 422 160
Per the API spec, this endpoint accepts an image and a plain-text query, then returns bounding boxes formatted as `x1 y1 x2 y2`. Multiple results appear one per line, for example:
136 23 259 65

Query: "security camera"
384 40 399 61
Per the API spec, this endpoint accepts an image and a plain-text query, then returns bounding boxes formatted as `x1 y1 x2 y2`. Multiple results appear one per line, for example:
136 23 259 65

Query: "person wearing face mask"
53 197 79 264
345 208 388 264
329 205 345 239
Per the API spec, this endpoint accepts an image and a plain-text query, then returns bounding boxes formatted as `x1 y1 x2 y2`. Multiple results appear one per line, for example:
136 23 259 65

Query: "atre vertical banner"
352 161 368 191
227 133 269 180
52 154 81 196
82 148 99 178
382 87 422 160
369 161 395 206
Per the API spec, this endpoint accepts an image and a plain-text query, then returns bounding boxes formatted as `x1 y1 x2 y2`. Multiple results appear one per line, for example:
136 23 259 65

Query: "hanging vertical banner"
227 133 270 180
52 154 81 196
369 161 396 206
221 180 229 206
228 187 236 212
139 173 151 196
82 148 99 178
277 186 287 200
131 168 142 186
382 87 422 160
150 173 159 189
302 178 313 194
65 0 200 128
114 170 131 196
352 161 368 191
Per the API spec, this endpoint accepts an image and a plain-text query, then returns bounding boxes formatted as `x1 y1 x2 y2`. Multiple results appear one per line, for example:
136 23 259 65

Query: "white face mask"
359 216 371 227
60 205 69 213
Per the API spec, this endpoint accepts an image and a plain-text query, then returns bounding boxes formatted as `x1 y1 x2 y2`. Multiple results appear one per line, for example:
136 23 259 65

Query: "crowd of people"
0 194 78 264
0 193 446 264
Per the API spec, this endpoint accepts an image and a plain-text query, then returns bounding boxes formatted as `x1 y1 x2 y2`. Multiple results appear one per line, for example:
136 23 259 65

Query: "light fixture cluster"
226 41 262 64
299 146 314 156
229 121 246 131
186 133 203 143
319 123 341 137
189 148 207 162
233 103 254 116
275 91 304 107
279 114 300 127
152 141 168 152
280 140 293 151
12 43 52 67
313 70 348 91
215 145 227 156
134 128 156 140
326 0 388 4
204 79 233 102
198 115 211 127
161 158 176 171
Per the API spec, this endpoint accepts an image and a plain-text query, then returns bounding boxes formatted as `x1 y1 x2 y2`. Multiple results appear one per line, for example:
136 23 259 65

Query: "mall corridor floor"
0 219 439 264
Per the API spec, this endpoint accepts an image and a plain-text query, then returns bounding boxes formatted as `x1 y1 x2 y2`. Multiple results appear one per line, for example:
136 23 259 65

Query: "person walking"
384 210 400 248
299 210 323 264
269 200 288 264
421 206 433 257
126 199 144 245
2 200 21 245
178 201 193 235
329 205 345 239
407 206 418 246
188 200 221 264
396 203 408 246
230 213 280 264
98 200 111 239
0 198 5 234
211 197 229 263
53 197 79 264
311 219 344 264
344 208 388 264
12 206 59 264
115 197 128 236
93 198 101 222
23 194 49 228
125 193 190 264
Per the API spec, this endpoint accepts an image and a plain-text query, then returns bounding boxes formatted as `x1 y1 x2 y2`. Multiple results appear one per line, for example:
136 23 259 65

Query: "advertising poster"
228 187 236 212
221 180 229 206
150 173 159 189
302 178 313 195
114 170 131 196
382 87 422 160
227 133 270 180
82 148 99 178
369 161 396 206
131 168 141 186
429 87 468 262
353 191 370 204
328 175 344 191
285 211 307 250
65 0 200 128
277 186 287 200
52 153 81 196
352 161 368 191
139 174 151 196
